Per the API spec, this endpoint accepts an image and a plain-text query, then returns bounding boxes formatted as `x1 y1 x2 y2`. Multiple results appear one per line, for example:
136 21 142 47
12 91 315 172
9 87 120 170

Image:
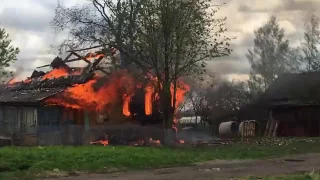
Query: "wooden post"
252 122 256 136
241 121 245 142
273 120 278 137
84 111 90 131
265 110 274 137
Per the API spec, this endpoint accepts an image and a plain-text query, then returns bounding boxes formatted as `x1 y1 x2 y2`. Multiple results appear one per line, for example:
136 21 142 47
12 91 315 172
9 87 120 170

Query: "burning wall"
7 65 189 128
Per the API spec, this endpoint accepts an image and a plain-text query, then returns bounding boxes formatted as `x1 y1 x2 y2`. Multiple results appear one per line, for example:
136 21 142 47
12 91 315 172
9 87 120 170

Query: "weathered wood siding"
0 106 37 133
19 107 37 133
3 107 19 132
0 107 3 130
37 106 61 133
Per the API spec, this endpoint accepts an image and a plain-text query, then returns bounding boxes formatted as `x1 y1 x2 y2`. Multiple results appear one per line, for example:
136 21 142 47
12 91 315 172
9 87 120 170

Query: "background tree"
183 77 208 125
51 0 232 129
181 77 254 134
0 27 19 82
247 16 298 92
298 14 320 72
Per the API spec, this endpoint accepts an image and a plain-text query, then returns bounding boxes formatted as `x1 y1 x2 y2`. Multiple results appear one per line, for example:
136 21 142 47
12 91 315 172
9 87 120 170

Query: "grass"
1 138 320 179
245 171 320 180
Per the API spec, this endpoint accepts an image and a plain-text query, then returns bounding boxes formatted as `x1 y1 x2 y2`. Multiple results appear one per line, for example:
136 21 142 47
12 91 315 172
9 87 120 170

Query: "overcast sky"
0 0 319 81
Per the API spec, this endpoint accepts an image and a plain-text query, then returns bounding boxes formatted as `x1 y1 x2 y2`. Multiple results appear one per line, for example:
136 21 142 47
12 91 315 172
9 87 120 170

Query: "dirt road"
47 153 320 180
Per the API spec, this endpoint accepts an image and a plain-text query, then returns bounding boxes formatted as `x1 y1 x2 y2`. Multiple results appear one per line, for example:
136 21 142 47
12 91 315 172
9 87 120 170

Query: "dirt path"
47 153 320 180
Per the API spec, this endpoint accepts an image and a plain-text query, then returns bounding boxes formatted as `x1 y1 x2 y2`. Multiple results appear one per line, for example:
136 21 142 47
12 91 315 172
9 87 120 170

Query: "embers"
89 133 162 147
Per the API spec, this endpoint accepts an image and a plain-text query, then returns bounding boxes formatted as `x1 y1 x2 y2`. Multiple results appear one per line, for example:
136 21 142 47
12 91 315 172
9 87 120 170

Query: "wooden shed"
259 71 320 137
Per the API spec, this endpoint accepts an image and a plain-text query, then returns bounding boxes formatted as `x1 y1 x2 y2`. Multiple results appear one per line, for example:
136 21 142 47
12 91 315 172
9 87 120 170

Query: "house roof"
259 71 320 107
0 49 115 105
0 87 65 105
9 73 93 91
0 72 94 104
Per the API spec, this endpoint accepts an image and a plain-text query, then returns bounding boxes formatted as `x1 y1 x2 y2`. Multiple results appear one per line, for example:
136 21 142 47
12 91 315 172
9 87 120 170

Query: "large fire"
7 50 190 145
45 69 135 112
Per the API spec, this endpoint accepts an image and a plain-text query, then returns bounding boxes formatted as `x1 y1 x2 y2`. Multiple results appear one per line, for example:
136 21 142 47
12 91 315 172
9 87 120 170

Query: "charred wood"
30 70 45 78
71 52 91 64
50 57 72 72
8 73 94 91
66 45 105 52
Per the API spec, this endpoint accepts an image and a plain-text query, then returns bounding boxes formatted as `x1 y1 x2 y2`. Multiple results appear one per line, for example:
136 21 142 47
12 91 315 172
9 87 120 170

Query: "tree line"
181 14 320 133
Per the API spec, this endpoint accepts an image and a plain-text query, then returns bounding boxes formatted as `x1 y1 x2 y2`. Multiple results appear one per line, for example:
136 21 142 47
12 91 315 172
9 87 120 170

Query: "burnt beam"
30 70 45 78
66 45 105 52
71 52 91 64
63 52 73 62
50 57 72 73
36 64 51 68
95 67 110 75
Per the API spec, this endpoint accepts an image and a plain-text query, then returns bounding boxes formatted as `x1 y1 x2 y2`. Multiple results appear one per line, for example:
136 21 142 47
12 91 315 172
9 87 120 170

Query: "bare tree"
51 0 232 129
183 78 253 133
183 77 207 125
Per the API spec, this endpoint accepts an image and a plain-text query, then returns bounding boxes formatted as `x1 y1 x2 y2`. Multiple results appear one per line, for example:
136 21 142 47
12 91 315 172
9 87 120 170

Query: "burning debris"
2 47 190 146
90 140 109 146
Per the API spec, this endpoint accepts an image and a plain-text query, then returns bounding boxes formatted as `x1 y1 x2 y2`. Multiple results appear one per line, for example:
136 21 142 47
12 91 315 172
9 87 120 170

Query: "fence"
1 124 179 146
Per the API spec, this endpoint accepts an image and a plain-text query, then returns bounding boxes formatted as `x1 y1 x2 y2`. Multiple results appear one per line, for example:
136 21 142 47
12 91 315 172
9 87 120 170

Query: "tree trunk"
161 81 174 129
160 81 174 145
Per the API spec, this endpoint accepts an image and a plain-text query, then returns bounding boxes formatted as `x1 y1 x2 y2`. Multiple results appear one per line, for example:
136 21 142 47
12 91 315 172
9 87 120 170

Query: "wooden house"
259 71 320 137
0 49 120 146
0 73 104 135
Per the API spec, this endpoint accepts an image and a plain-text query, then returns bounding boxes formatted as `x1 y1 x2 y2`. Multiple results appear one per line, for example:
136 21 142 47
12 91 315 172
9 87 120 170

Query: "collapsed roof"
0 49 114 105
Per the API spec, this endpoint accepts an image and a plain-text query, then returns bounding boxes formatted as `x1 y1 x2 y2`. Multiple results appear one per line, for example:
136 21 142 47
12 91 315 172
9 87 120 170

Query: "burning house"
0 47 189 146
260 71 320 137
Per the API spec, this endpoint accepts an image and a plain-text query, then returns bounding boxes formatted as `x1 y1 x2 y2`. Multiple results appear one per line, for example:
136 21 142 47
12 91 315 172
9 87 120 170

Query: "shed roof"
260 71 320 107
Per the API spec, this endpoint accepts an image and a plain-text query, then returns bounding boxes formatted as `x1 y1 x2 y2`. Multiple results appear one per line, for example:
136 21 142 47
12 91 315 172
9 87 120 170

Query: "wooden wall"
272 106 320 137
0 104 130 136
0 106 37 133
0 105 88 134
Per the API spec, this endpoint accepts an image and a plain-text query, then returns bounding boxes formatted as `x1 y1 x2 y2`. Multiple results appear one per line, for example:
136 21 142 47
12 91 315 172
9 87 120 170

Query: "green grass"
1 138 320 180
245 171 320 180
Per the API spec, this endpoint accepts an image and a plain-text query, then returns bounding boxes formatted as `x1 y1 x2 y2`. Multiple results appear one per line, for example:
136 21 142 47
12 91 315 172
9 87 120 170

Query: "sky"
0 0 319 81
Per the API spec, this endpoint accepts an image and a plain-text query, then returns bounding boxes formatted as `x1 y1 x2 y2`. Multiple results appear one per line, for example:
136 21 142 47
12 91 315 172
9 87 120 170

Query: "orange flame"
123 94 131 116
7 78 19 84
24 78 31 83
149 138 161 144
90 140 109 146
86 53 105 61
171 82 190 109
143 74 189 116
7 77 31 85
145 86 154 115
42 67 69 80
45 70 135 112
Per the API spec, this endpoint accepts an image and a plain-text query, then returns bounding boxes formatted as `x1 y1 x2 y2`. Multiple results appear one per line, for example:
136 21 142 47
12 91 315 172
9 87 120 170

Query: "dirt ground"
47 153 320 180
